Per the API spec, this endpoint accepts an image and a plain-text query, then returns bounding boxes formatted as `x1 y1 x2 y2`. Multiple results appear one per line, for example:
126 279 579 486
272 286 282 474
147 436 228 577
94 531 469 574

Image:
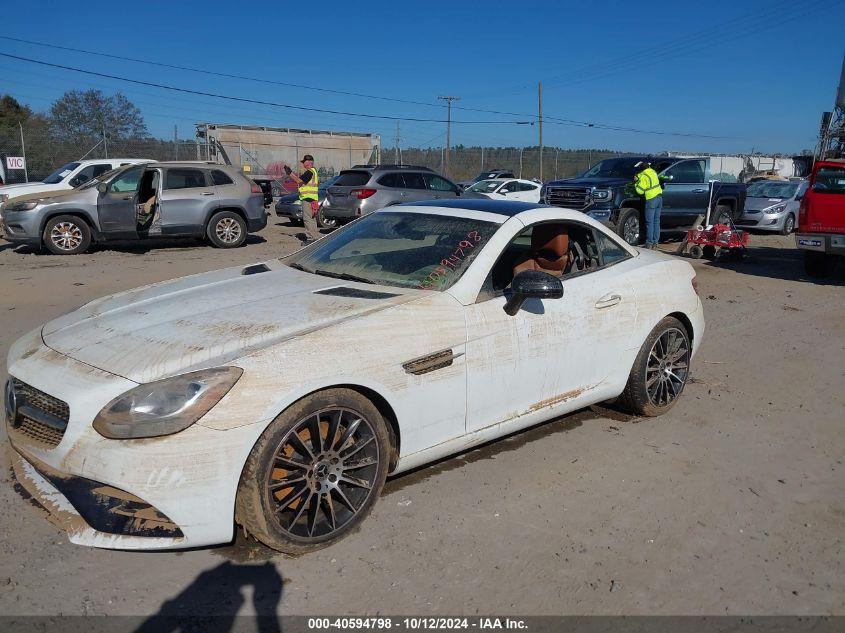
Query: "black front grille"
546 186 590 209
736 219 759 226
8 379 69 448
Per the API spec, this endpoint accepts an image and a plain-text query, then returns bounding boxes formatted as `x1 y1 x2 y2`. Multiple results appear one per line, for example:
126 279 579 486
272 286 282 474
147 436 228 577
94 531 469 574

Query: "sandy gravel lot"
0 220 842 618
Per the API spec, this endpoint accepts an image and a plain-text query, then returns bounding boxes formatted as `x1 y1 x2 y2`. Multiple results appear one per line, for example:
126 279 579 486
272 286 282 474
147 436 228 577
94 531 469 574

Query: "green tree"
49 90 148 148
0 94 53 179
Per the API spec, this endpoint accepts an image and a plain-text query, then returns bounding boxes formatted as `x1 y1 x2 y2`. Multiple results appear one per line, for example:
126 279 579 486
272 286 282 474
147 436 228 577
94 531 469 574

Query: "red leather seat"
513 223 572 277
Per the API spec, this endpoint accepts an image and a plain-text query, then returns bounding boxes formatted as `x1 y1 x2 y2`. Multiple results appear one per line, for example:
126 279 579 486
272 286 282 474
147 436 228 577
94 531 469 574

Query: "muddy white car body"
6 200 704 550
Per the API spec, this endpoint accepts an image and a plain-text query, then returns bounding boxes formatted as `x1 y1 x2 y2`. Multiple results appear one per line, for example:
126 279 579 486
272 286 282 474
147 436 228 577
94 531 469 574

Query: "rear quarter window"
334 171 371 187
211 170 235 185
814 167 845 194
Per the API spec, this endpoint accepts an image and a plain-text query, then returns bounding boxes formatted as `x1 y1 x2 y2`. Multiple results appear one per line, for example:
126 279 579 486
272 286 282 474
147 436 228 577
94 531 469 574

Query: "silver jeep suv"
324 165 469 222
1 162 266 254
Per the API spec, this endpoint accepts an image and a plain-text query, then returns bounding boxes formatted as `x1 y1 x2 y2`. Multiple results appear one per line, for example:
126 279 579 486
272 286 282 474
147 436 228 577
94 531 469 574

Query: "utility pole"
102 126 108 159
538 82 543 182
480 145 485 172
438 95 459 177
174 125 178 161
19 122 28 183
394 121 401 164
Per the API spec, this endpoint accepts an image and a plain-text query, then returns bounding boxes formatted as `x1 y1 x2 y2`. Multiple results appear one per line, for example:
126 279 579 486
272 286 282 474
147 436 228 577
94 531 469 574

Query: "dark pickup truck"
542 156 747 245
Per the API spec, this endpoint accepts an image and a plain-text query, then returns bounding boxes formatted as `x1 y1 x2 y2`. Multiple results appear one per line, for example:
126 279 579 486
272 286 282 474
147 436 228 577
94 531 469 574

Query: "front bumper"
2 208 42 245
5 329 265 550
736 211 788 231
795 232 845 255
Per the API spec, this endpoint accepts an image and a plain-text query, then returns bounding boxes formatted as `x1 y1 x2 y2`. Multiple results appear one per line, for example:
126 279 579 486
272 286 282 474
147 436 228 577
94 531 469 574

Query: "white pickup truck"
0 158 153 209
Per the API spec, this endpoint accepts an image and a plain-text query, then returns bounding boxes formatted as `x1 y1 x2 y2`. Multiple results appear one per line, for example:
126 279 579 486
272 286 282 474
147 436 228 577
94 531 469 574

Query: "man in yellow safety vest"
285 154 320 243
634 160 663 249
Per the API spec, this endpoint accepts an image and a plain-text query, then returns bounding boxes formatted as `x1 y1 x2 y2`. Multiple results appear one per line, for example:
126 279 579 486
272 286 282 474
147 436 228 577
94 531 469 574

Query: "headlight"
93 367 243 439
8 200 40 211
539 186 547 202
591 189 612 201
764 202 787 214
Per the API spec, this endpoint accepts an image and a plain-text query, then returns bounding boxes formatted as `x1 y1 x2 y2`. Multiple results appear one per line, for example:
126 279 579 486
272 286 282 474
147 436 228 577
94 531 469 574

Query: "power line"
0 38 739 139
0 52 525 125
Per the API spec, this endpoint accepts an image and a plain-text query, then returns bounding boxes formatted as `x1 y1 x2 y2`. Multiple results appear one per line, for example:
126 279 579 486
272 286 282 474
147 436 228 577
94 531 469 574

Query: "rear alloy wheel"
781 214 795 236
619 316 691 416
715 204 733 226
42 215 92 255
317 204 337 229
206 211 247 248
236 388 390 554
617 208 642 245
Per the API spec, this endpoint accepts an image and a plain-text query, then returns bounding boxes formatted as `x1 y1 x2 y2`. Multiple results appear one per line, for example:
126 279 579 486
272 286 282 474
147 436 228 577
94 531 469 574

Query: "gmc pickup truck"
541 156 747 245
795 159 845 277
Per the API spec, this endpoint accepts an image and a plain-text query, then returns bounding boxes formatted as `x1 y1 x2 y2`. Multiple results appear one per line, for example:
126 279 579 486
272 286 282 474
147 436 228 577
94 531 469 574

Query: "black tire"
781 214 795 236
235 388 391 555
42 215 92 255
688 244 703 259
702 245 717 259
714 204 733 225
317 205 337 230
206 211 247 248
804 251 834 278
617 207 643 245
618 316 691 417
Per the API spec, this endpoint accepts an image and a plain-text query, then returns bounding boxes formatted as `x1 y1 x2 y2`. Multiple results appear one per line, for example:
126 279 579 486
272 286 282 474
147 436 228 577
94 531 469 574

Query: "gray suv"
1 162 267 254
324 165 469 222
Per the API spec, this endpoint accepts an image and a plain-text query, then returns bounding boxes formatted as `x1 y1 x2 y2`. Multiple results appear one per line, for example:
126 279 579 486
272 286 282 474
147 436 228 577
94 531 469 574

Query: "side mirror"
96 182 108 193
660 174 673 182
504 270 564 316
499 189 509 194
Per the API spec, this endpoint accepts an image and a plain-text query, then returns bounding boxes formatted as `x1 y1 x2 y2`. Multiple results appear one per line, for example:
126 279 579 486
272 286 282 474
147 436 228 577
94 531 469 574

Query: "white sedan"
6 199 704 554
465 178 543 202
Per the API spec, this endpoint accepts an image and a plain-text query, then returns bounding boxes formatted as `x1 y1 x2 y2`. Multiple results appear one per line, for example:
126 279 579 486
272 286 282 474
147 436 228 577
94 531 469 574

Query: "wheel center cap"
314 462 329 479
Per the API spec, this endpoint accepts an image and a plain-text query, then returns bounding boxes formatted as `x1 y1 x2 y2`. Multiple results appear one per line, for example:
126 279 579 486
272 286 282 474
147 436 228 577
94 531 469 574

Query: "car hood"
547 177 630 188
743 197 788 212
41 263 422 384
10 187 94 207
0 182 63 201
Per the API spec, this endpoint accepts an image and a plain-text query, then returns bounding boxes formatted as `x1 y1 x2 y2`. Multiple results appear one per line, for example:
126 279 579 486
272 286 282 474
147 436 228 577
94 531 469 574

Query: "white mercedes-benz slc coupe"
6 199 703 554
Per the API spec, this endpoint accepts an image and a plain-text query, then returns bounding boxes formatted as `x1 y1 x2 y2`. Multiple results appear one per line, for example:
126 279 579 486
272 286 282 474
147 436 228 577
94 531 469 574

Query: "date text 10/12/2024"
307 617 528 630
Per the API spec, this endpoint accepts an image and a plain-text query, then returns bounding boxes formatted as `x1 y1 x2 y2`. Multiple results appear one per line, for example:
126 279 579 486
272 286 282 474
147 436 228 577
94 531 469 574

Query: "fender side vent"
403 349 455 375
242 264 271 275
314 287 399 299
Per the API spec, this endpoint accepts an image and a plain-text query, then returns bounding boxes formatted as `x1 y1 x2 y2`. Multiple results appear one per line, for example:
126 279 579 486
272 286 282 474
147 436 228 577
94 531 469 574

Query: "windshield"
43 162 81 184
582 158 643 179
319 175 340 190
746 180 799 199
285 211 499 290
467 180 502 193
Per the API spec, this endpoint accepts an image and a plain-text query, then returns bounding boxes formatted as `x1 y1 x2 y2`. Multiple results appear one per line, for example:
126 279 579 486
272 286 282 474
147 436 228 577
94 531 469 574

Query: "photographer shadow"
135 561 284 633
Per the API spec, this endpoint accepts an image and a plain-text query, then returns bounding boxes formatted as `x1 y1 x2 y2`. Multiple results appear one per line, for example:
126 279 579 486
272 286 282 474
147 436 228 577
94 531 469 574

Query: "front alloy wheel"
42 214 92 255
236 388 390 554
267 408 380 539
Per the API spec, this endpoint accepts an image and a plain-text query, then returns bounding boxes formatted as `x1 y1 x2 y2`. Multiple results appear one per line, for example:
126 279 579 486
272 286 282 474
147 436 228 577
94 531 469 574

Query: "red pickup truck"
795 159 845 277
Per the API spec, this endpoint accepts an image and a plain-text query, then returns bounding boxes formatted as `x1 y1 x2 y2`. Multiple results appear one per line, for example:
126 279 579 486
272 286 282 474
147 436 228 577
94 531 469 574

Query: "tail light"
798 197 808 228
251 182 262 194
350 188 377 200
691 276 699 295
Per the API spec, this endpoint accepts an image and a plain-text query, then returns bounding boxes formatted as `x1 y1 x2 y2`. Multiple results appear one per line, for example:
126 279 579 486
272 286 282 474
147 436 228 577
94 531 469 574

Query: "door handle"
692 188 708 193
121 195 133 200
201 191 214 196
595 294 622 309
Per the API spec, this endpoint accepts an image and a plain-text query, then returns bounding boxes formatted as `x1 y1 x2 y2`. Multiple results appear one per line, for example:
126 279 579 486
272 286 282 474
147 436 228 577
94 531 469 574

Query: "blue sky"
1 0 843 154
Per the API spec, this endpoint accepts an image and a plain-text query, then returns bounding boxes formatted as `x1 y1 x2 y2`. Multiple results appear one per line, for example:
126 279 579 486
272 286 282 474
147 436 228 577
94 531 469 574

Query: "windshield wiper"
287 262 311 273
313 269 375 284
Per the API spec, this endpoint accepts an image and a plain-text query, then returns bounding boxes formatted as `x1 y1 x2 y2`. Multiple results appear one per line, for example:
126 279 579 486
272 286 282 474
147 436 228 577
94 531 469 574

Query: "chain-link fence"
1 125 632 186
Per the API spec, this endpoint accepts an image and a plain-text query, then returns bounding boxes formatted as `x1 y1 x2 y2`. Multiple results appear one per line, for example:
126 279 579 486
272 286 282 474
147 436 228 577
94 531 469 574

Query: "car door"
497 180 519 199
97 165 144 237
464 220 636 433
402 171 435 203
159 167 215 232
659 159 709 228
515 181 541 202
424 173 461 200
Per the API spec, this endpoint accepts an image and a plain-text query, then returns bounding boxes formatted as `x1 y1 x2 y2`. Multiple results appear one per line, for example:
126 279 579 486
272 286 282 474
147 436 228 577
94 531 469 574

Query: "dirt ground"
0 220 843 618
